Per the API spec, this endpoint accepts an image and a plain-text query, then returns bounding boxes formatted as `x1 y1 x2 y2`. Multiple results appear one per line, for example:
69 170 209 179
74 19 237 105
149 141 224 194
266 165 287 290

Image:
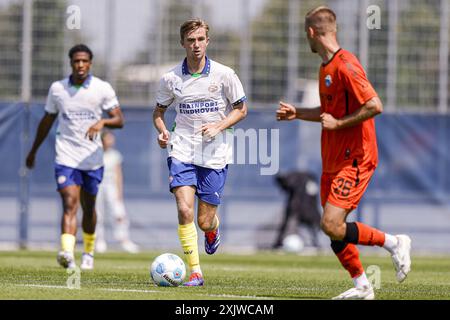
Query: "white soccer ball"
150 253 186 287
282 234 305 253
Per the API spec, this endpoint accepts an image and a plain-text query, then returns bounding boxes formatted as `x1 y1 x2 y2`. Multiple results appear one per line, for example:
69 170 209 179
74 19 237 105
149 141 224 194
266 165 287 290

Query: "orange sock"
355 222 385 247
335 243 364 278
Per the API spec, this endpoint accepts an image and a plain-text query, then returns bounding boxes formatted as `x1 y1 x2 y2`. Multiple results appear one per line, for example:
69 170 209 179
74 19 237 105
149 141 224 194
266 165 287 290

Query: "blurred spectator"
96 130 140 253
273 171 321 250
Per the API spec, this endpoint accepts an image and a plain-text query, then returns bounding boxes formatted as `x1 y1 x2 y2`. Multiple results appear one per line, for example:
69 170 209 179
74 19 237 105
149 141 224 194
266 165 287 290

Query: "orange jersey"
319 49 378 173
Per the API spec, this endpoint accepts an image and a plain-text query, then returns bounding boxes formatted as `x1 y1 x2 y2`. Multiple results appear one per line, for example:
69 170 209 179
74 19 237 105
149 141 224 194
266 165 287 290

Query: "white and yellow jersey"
156 57 246 169
45 75 119 170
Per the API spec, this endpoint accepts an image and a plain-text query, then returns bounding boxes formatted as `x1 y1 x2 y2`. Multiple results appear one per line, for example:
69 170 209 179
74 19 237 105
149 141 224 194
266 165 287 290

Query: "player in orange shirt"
276 6 412 300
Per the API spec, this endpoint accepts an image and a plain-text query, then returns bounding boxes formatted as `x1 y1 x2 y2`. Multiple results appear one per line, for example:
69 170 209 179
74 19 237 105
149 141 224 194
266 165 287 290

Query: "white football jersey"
156 57 247 169
45 75 119 170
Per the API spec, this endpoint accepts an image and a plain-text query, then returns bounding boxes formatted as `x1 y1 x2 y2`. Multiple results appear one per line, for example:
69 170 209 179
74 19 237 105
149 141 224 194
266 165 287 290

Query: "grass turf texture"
0 250 449 300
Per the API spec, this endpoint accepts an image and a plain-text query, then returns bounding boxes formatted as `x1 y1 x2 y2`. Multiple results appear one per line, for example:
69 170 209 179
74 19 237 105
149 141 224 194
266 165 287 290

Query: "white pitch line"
19 284 68 289
101 288 160 294
18 284 162 294
16 284 277 300
203 293 274 300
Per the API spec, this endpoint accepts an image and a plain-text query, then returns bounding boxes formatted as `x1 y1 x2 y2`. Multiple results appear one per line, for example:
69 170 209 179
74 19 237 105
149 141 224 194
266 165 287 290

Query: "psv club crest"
208 82 219 93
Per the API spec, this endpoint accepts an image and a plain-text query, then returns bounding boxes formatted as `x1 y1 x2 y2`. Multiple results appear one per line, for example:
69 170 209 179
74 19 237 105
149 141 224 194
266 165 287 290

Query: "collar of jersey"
321 48 342 67
68 74 92 88
182 56 210 76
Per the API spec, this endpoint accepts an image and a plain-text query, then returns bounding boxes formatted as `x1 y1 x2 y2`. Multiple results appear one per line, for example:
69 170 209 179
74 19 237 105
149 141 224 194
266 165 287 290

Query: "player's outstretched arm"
153 105 170 149
276 101 321 122
26 112 57 169
201 102 248 140
321 96 383 131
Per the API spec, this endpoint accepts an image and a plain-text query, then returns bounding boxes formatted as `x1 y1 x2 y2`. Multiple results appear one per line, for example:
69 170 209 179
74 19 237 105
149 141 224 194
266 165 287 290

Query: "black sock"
343 222 359 244
330 240 347 254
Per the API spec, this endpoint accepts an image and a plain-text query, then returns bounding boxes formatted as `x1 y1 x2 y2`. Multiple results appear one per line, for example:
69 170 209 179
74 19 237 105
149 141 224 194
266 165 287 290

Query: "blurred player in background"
95 130 140 254
276 6 411 299
153 19 247 286
26 44 124 270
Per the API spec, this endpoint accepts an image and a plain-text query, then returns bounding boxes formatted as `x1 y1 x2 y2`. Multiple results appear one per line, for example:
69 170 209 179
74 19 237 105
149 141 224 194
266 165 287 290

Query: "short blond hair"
180 19 209 42
305 6 337 35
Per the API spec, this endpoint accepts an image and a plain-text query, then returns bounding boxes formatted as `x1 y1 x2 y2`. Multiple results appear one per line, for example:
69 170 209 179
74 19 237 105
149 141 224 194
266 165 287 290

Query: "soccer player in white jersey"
26 44 124 270
153 19 248 286
95 130 140 254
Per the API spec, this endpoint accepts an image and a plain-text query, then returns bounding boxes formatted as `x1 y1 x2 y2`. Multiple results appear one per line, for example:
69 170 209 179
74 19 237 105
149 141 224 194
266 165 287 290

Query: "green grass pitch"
1 250 449 300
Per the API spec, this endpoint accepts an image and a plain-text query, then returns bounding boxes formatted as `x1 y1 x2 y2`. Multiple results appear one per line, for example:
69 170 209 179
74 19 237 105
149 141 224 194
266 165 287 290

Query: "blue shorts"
167 157 228 206
54 164 104 196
